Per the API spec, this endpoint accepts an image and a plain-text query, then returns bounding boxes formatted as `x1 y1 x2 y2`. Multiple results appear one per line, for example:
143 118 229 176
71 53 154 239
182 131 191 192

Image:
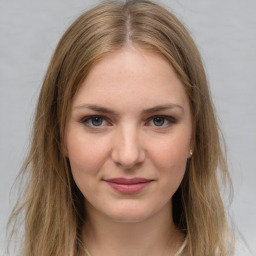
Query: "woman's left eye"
147 116 176 127
80 116 108 127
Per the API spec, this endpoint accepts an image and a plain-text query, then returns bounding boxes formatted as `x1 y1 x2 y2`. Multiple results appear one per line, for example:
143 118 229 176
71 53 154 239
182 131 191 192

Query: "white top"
175 237 187 256
84 237 188 256
85 237 255 256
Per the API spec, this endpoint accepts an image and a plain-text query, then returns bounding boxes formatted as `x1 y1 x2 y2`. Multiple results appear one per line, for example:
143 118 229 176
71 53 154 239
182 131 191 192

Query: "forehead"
72 45 189 111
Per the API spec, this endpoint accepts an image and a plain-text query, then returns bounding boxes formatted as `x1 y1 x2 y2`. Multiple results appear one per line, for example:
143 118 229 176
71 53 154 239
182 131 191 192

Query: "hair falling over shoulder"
7 1 234 255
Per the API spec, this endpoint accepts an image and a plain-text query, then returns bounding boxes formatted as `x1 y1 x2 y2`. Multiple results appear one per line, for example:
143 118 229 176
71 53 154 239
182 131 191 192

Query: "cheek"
66 131 110 177
148 134 190 179
152 135 190 162
66 133 111 199
150 140 188 201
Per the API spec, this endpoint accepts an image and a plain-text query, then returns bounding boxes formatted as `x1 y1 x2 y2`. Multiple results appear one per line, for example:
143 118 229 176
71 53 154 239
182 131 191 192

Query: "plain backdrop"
0 0 255 255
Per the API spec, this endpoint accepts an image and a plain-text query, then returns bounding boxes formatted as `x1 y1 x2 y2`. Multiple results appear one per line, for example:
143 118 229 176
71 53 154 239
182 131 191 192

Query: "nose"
111 125 145 169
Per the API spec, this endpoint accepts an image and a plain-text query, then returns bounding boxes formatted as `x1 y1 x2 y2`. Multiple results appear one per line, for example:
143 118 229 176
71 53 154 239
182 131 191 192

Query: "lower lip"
105 181 152 194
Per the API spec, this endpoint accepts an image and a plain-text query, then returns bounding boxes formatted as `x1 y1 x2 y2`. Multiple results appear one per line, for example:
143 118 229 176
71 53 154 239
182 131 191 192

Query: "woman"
8 0 234 255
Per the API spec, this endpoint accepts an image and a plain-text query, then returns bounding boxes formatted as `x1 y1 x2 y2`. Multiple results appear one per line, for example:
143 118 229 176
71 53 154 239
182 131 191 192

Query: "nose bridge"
111 122 145 168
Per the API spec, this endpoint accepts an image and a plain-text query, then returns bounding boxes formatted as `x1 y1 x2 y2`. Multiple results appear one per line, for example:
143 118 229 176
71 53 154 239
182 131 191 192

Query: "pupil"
92 117 103 126
153 117 164 126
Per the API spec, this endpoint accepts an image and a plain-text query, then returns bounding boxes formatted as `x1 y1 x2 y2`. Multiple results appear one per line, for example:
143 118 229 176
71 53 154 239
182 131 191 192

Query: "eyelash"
80 115 177 128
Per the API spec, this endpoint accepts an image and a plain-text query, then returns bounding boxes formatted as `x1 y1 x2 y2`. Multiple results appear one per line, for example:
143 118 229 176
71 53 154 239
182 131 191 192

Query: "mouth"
103 177 153 194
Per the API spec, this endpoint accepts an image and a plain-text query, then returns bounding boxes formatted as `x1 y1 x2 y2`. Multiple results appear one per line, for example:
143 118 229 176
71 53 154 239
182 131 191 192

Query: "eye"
81 115 108 127
152 116 166 126
147 116 176 127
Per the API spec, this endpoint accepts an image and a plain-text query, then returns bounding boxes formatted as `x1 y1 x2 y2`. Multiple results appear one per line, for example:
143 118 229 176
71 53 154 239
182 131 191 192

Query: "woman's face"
65 46 192 223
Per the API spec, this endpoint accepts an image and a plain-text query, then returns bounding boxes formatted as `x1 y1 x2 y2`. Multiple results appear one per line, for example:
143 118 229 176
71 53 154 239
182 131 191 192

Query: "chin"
108 212 149 224
104 204 156 224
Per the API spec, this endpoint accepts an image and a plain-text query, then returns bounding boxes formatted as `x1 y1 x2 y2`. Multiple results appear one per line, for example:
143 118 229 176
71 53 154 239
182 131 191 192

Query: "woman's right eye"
80 116 108 127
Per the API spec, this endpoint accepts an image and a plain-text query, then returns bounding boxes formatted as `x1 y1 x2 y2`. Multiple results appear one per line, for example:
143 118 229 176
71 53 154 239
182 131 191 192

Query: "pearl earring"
190 150 193 157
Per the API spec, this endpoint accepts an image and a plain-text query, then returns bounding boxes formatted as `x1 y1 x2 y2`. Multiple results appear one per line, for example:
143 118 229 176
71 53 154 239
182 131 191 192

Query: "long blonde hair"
8 0 233 255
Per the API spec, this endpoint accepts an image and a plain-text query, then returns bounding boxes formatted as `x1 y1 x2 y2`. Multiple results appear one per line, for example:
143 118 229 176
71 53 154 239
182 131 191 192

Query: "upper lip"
104 178 153 184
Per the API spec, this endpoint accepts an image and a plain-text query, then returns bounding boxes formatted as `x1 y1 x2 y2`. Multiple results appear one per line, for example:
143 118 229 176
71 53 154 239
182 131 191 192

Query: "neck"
82 201 184 256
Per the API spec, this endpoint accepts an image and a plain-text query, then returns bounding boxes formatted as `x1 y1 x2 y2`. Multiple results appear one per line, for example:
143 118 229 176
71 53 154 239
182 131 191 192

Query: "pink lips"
104 178 153 194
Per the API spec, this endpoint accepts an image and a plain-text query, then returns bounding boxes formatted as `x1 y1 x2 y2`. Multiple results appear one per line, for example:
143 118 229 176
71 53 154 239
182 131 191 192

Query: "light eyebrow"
73 104 118 115
73 103 184 115
142 104 184 114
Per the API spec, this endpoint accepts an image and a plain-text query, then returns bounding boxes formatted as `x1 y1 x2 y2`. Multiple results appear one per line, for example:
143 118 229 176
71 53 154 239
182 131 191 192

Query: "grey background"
0 0 255 255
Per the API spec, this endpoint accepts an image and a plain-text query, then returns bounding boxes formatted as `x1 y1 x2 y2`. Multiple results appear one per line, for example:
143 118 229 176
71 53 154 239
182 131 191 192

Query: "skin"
65 45 192 256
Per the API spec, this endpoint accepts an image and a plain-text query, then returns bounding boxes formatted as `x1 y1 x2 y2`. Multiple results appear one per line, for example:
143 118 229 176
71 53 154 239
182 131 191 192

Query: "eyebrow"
141 104 184 114
73 103 184 115
74 104 118 115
